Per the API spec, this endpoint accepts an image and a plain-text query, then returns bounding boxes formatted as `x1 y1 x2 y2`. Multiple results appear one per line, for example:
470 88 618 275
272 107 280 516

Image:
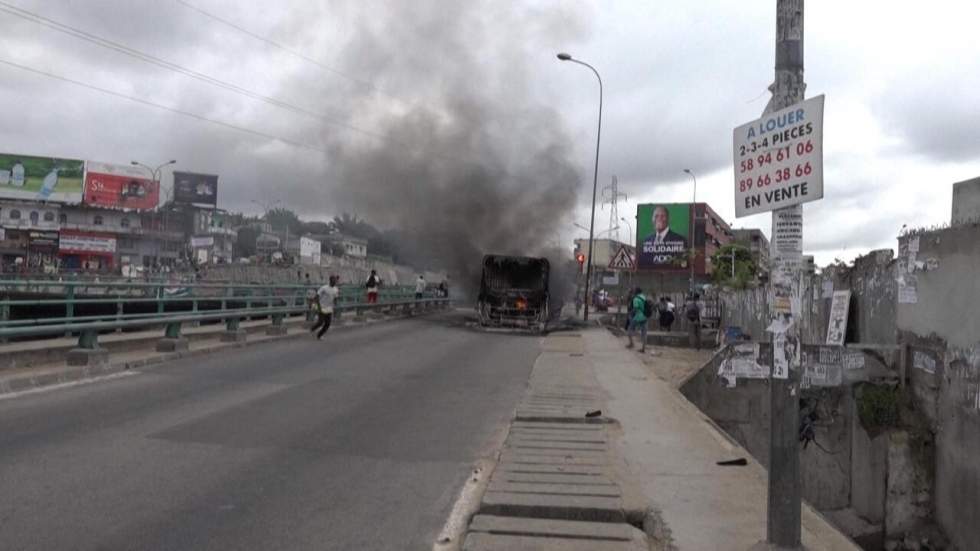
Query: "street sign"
733 94 825 217
608 245 635 271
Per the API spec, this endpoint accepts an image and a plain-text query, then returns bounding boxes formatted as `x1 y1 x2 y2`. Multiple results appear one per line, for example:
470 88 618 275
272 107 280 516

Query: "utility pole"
765 1 805 549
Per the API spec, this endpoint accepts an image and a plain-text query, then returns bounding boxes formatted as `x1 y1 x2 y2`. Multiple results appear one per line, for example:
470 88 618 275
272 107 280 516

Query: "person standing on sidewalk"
311 275 339 340
684 293 703 349
415 274 426 299
626 287 649 353
365 270 380 304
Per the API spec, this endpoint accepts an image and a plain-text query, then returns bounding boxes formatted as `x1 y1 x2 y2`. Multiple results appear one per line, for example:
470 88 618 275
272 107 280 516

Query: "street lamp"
683 168 697 292
619 217 633 246
131 159 176 191
132 160 176 267
558 52 603 321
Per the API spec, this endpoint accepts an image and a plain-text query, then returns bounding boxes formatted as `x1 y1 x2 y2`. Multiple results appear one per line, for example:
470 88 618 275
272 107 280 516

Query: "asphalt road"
0 312 540 551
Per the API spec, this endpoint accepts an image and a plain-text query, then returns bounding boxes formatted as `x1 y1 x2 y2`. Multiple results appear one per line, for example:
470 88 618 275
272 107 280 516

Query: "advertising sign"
173 171 218 205
28 230 59 251
83 161 159 210
636 203 690 270
190 236 214 248
733 95 825 217
0 153 84 203
59 231 116 254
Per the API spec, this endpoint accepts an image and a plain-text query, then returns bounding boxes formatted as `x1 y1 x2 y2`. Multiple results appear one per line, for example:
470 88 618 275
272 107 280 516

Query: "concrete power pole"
765 1 806 549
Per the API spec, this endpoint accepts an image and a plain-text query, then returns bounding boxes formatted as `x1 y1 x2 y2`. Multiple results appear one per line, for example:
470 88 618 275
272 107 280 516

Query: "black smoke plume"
324 0 587 299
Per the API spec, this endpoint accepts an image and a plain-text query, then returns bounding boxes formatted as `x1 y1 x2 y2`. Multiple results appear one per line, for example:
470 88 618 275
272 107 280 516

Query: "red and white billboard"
83 161 160 210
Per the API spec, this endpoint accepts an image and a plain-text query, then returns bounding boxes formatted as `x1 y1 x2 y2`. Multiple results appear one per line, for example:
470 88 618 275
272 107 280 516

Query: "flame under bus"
477 255 549 332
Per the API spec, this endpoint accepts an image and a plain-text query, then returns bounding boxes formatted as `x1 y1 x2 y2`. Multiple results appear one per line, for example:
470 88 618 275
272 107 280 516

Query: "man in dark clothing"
684 293 703 349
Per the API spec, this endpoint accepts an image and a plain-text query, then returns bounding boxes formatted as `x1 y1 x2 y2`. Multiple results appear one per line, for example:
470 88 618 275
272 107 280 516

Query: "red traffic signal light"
575 253 586 272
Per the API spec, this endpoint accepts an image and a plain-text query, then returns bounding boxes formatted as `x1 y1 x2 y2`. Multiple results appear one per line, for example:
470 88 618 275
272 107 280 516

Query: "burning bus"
477 255 550 331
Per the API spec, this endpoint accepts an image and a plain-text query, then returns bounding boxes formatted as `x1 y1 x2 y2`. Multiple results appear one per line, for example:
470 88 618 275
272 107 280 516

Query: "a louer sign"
733 95 824 217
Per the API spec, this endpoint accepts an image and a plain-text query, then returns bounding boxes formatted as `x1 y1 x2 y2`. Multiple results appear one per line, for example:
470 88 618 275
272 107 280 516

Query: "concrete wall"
895 225 980 551
202 256 446 290
951 176 980 225
716 248 897 348
680 347 857 511
850 416 887 525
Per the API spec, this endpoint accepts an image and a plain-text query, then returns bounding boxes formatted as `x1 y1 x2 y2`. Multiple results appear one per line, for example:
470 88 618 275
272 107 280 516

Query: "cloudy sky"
1 0 978 266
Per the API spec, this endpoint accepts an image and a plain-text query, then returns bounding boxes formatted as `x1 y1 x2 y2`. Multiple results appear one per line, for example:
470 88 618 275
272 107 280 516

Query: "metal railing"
0 279 449 347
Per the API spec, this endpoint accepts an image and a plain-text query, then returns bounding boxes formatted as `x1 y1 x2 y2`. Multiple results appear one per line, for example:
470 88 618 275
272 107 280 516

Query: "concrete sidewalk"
585 328 860 550
461 327 858 550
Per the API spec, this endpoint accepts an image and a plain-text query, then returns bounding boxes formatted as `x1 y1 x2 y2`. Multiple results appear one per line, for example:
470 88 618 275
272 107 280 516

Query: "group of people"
625 289 704 353
307 270 449 340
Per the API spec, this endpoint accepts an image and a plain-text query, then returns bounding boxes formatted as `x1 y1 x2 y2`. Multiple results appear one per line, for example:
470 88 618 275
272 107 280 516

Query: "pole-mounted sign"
733 95 825 218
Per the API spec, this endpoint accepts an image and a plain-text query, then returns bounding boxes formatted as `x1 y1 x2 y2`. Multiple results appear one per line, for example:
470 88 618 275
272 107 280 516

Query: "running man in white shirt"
311 275 340 340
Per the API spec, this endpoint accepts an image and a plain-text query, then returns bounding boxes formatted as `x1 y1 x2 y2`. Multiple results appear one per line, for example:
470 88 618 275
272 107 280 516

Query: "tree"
265 208 303 235
711 244 758 288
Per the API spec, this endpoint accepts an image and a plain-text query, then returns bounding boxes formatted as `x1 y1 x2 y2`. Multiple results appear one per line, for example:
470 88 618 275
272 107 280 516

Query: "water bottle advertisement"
0 153 84 203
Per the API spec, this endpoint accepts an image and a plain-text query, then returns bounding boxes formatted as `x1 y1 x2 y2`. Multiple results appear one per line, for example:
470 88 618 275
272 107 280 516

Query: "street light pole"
619 217 633 247
683 169 697 292
131 160 176 268
558 52 602 321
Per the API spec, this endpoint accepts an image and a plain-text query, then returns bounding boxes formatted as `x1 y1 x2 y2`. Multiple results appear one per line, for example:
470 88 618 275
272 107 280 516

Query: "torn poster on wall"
717 344 769 387
821 279 834 299
843 351 865 370
826 290 851 346
913 350 937 374
804 363 843 387
897 237 918 304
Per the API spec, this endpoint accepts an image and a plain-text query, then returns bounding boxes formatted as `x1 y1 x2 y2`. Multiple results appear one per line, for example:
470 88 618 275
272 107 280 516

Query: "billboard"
173 171 218 205
83 161 160 210
0 153 84 203
636 203 691 270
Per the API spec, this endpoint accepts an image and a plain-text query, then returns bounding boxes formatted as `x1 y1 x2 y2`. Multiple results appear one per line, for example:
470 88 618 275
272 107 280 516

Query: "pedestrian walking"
415 274 426 299
310 275 340 340
684 293 703 349
626 287 650 353
658 296 676 332
624 288 636 331
365 270 380 304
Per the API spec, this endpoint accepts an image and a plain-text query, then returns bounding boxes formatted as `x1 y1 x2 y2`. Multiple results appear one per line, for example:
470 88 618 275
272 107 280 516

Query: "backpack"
686 302 700 322
642 298 654 318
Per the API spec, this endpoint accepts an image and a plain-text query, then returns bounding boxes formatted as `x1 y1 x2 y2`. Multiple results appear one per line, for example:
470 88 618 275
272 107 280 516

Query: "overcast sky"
1 0 978 265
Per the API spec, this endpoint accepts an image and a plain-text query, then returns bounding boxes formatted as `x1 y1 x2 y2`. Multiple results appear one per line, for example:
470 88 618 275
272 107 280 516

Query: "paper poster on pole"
733 95 825 217
770 205 803 316
772 331 789 379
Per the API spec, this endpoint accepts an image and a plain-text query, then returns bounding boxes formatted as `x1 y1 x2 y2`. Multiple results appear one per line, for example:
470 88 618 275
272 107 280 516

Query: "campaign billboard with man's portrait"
636 203 691 270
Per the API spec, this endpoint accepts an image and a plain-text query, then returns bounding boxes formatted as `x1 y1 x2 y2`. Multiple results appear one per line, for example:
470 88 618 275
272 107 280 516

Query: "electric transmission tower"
601 175 627 243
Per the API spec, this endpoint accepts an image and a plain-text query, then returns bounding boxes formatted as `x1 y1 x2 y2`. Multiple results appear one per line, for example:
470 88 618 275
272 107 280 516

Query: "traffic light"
576 253 586 272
